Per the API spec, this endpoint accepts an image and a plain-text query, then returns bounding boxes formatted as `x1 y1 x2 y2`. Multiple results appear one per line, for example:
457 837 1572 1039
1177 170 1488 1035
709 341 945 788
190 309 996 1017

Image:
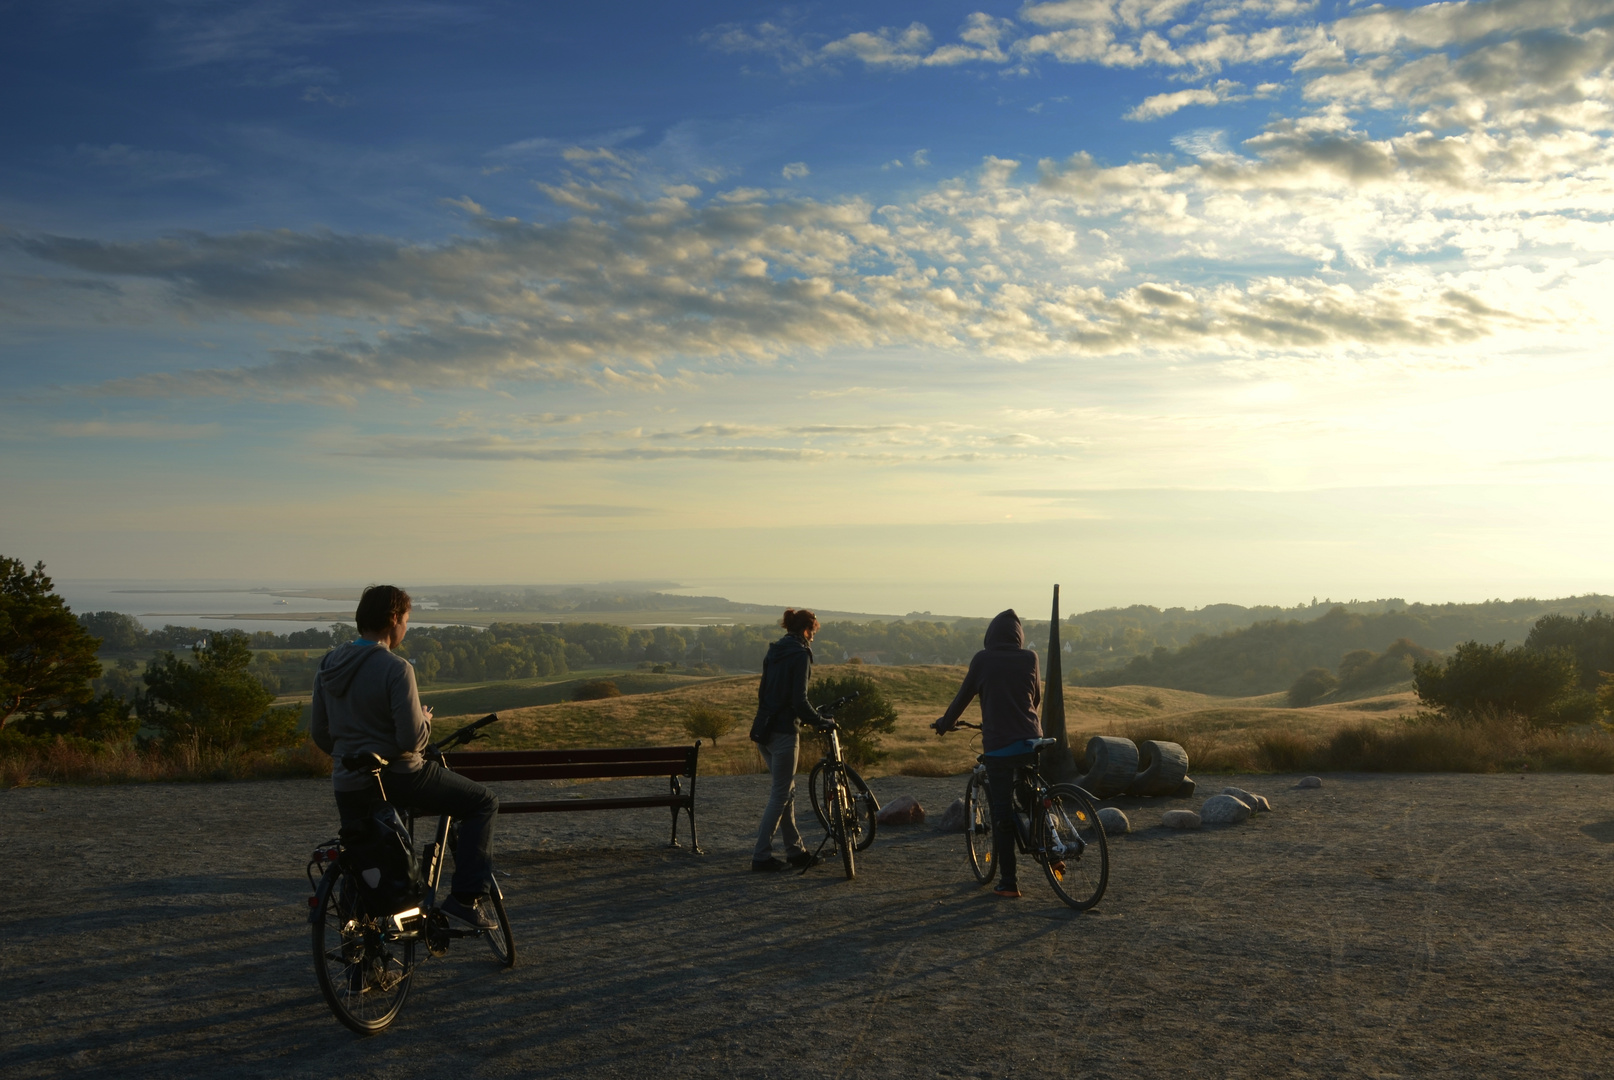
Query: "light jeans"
752 730 808 861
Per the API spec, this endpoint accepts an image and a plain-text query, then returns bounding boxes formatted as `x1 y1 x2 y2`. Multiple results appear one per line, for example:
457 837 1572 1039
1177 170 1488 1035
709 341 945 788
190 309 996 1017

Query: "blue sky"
2 0 1612 616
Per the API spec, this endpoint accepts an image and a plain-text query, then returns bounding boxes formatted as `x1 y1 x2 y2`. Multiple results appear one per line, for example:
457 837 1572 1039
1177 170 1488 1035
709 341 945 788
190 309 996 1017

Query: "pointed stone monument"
1042 584 1080 781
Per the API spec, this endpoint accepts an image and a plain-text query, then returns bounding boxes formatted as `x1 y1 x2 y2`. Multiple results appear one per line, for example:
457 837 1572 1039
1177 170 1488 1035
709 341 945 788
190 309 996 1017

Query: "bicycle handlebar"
814 691 859 718
432 713 501 755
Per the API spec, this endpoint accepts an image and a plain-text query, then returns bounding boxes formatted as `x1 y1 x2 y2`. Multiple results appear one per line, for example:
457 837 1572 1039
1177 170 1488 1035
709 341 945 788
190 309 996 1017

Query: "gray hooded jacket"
310 641 431 792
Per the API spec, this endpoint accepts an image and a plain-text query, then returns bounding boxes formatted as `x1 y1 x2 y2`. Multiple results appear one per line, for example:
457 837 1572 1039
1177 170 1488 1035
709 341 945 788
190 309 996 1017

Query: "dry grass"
0 736 331 788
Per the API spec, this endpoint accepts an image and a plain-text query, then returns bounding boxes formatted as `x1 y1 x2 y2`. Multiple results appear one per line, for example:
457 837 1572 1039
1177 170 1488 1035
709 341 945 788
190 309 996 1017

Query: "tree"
808 674 898 769
1287 668 1338 707
1414 641 1593 727
77 611 148 652
139 630 301 752
1524 612 1614 691
682 704 736 744
0 557 102 731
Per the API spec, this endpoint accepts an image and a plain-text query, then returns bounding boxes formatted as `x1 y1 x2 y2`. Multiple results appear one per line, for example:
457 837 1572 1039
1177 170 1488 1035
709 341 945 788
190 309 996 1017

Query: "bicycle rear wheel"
1037 784 1108 911
312 868 416 1034
963 770 995 884
485 882 515 968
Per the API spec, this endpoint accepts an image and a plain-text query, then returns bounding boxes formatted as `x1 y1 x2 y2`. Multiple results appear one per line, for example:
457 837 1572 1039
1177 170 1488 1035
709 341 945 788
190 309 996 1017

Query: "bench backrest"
444 744 698 783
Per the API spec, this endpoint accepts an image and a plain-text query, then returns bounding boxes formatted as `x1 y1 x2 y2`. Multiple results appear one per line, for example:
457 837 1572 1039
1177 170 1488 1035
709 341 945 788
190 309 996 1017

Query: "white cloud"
782 162 810 179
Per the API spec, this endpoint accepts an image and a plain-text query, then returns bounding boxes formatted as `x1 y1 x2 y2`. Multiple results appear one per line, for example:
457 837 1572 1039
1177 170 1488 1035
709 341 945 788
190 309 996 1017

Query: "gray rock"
1173 776 1197 798
1297 776 1323 789
936 797 968 833
1222 786 1271 813
1161 809 1201 830
1097 806 1130 835
1200 794 1252 825
876 794 925 826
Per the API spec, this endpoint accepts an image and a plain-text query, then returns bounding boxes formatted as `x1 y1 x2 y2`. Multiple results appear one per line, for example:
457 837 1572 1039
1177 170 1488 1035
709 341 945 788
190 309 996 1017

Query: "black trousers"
335 760 499 899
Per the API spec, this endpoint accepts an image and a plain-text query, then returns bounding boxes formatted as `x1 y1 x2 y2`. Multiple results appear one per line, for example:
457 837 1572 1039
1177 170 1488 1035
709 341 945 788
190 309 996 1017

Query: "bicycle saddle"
341 751 391 774
1030 738 1058 749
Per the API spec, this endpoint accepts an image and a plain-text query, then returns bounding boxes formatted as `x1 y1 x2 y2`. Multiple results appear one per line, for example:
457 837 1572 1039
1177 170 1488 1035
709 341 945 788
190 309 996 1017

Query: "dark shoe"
787 850 823 869
440 894 498 930
751 857 787 872
993 884 1022 898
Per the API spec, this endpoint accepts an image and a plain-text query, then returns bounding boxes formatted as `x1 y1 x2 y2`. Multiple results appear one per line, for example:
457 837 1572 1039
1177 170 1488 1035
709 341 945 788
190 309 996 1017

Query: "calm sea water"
56 580 359 634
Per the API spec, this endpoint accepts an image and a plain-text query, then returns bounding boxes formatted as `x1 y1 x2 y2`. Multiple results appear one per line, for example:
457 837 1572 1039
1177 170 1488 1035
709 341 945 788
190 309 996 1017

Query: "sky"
2 0 1612 618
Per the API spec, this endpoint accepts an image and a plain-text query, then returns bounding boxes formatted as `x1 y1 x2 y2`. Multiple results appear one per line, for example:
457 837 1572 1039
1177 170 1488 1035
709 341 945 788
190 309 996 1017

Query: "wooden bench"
444 744 702 853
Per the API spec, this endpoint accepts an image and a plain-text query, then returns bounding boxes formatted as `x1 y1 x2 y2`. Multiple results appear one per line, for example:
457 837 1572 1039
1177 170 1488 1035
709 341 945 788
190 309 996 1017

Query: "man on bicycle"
310 584 501 929
932 609 1042 898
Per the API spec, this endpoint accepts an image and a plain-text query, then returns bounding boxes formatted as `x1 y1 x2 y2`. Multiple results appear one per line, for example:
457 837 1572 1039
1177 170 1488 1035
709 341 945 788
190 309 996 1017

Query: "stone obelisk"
1042 584 1079 781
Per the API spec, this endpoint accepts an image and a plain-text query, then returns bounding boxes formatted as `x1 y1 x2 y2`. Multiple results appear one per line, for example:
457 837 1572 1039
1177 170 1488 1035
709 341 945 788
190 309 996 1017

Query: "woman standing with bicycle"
748 608 826 872
932 609 1042 898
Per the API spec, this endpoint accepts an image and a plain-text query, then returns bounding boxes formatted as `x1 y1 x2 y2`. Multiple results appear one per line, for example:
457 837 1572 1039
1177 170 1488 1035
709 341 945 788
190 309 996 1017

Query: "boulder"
1221 786 1271 812
936 797 969 833
876 794 925 826
1161 810 1201 830
1097 807 1130 835
1297 776 1323 789
1200 794 1252 825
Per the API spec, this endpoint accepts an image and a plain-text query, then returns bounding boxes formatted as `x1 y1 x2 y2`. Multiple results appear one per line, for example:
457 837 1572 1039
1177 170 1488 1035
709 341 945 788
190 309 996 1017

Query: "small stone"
1161 810 1201 829
1222 786 1271 813
1297 776 1323 789
1097 806 1130 835
1173 776 1197 798
936 797 968 832
1200 794 1252 825
876 794 925 826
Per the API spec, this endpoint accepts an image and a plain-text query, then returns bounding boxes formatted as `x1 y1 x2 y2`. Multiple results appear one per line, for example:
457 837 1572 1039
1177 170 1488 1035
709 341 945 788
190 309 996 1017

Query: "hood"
767 632 813 663
317 640 386 698
983 609 1024 650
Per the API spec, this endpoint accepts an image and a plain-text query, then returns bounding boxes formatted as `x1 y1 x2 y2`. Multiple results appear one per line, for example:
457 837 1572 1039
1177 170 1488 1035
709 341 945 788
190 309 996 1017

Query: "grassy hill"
434 663 1423 779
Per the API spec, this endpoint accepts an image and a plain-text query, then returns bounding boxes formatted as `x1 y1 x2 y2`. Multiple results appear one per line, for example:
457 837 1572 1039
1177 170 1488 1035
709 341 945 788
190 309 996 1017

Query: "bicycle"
950 721 1108 910
803 693 879 879
306 712 515 1035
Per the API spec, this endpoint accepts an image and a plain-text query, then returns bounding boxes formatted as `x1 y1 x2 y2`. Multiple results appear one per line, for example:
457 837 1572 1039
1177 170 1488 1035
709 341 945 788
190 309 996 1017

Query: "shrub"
138 630 302 753
682 704 736 744
1288 667 1338 707
1414 641 1590 727
808 674 898 769
572 679 622 701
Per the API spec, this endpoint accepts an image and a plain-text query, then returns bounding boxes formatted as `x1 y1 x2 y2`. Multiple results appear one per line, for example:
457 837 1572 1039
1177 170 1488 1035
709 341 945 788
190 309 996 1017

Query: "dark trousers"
335 760 499 899
984 754 1035 888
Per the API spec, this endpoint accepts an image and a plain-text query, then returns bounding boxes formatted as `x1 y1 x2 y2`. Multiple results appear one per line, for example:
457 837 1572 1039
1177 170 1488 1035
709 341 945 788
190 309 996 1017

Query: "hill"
434 663 1419 779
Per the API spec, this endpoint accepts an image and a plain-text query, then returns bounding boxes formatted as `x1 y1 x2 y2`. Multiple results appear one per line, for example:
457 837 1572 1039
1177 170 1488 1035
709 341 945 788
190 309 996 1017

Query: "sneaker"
993 884 1022 898
440 894 498 931
751 857 787 872
787 850 823 869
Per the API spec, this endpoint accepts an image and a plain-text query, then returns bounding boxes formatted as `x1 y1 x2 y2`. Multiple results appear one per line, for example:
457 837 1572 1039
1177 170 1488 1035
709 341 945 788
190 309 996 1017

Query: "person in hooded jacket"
747 608 826 872
932 609 1042 897
310 584 501 930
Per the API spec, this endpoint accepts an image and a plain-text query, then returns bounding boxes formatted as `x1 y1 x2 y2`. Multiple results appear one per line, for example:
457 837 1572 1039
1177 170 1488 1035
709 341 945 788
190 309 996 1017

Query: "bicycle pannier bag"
347 804 421 914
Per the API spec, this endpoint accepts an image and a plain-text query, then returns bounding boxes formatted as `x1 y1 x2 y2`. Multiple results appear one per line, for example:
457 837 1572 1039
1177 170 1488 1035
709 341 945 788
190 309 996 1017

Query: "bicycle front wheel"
485 882 515 968
828 768 857 880
963 770 995 884
1037 784 1108 911
811 762 878 852
312 868 416 1035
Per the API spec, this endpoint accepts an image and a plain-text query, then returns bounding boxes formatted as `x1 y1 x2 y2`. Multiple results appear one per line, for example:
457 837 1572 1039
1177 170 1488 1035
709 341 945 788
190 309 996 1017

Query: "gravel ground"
5 771 1614 1079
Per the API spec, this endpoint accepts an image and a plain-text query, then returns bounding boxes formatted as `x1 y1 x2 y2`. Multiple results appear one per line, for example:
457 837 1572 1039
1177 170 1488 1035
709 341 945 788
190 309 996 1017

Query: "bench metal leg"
668 801 681 849
686 801 702 855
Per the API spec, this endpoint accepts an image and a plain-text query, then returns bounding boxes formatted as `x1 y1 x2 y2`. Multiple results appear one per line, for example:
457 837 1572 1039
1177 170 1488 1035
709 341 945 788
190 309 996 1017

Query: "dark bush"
572 679 622 701
1288 668 1338 707
808 674 898 768
1414 641 1590 727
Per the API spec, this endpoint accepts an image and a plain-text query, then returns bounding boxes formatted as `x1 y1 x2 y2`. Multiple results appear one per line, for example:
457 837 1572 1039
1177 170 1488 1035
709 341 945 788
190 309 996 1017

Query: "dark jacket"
310 640 431 792
936 609 1042 753
749 632 818 742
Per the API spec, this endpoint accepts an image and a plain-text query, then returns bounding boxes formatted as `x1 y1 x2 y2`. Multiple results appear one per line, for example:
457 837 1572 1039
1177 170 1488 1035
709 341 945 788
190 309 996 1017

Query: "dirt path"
5 772 1614 1078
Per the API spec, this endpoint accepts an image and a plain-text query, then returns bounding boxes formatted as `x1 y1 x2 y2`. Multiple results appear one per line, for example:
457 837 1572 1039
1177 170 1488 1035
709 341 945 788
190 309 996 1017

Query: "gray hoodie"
310 641 431 792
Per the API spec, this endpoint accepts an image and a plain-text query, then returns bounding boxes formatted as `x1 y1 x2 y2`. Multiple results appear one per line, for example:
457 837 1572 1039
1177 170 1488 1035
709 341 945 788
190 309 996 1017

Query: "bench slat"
498 795 690 814
451 761 692 782
445 747 692 768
